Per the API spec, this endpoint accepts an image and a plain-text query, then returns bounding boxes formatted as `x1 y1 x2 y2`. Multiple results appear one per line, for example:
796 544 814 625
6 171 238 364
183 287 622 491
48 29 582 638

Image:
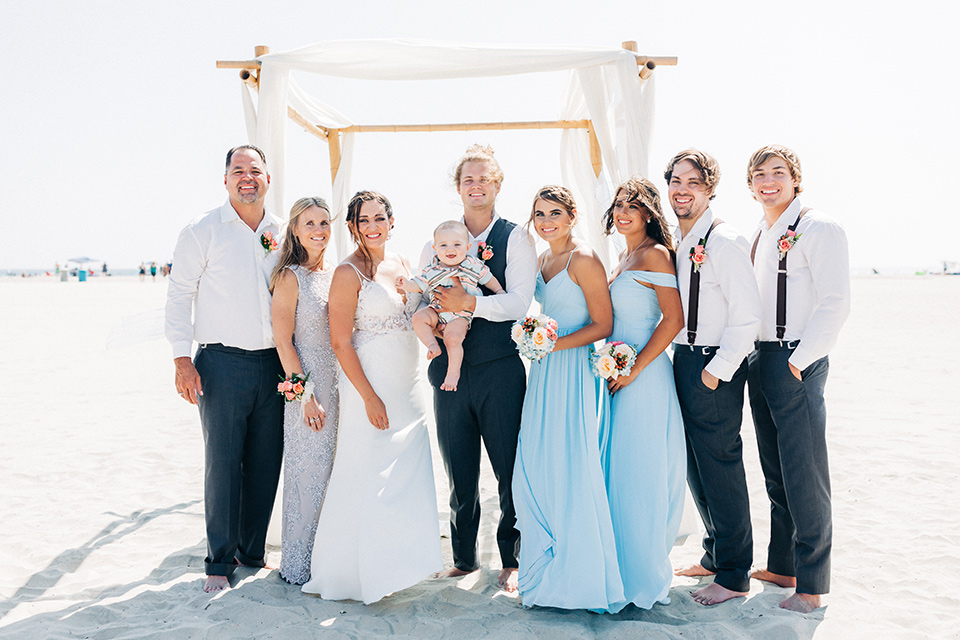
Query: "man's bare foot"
779 592 821 613
434 566 476 579
691 582 748 606
440 373 459 392
674 563 715 577
498 568 518 593
751 569 797 588
426 343 442 360
236 558 275 570
203 575 229 593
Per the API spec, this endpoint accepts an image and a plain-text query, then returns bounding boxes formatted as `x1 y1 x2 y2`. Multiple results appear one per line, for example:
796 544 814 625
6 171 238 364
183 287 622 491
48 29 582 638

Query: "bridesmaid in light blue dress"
600 176 687 610
512 186 625 611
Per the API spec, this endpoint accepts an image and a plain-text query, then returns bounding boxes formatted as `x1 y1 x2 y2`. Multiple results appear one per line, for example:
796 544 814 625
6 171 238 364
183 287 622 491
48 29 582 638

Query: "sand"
1 274 958 639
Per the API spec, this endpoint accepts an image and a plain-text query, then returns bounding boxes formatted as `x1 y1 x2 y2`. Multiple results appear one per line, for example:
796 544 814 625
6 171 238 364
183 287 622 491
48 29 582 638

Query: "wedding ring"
178 392 185 396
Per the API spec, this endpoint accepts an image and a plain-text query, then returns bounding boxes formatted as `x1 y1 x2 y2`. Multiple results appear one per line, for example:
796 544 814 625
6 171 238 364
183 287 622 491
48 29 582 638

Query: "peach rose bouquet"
589 341 639 380
511 314 558 361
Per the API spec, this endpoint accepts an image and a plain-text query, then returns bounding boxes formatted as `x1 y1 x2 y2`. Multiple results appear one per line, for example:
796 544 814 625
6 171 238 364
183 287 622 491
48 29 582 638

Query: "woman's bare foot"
751 569 797 588
433 567 476 579
779 592 821 613
674 563 715 577
426 343 442 360
203 575 229 593
691 582 748 606
498 568 518 593
441 372 460 392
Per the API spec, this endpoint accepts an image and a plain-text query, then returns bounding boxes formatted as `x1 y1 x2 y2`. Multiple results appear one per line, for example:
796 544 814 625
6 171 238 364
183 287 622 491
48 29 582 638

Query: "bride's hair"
602 175 676 263
269 196 332 293
345 190 393 276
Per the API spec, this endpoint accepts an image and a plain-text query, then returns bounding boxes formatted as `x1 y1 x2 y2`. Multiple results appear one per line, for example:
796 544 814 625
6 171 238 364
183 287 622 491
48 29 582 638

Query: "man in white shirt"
165 145 285 593
746 145 850 613
666 150 761 606
424 144 537 592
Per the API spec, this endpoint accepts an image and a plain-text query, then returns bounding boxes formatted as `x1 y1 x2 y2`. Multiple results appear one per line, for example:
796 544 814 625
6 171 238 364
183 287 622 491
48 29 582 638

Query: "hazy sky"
3 0 957 271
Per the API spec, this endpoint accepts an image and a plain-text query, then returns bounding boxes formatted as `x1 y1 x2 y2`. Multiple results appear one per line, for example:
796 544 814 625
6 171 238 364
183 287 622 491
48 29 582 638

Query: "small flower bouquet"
261 230 279 255
511 314 558 360
777 229 801 259
278 371 312 403
477 241 494 262
589 341 639 380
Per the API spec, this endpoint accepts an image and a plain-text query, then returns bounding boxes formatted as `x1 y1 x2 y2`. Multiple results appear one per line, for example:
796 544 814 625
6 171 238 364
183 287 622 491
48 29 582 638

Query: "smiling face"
532 198 576 243
750 155 800 216
224 148 269 207
456 161 501 211
611 191 651 238
352 199 391 251
433 227 470 267
294 205 331 258
667 159 712 223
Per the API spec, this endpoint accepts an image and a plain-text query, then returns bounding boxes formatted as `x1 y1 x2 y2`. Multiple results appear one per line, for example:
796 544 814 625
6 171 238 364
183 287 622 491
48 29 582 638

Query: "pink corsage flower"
477 241 494 262
689 240 707 272
261 231 279 255
777 229 802 259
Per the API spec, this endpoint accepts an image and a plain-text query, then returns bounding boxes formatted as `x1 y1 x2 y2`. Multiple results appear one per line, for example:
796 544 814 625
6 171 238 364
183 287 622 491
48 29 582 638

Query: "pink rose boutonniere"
477 241 494 262
689 239 707 272
777 229 802 260
261 231 279 255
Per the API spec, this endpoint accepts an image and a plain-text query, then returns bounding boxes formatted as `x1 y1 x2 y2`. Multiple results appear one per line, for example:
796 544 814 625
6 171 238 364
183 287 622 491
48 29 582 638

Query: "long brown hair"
269 197 331 292
345 190 393 276
602 175 676 262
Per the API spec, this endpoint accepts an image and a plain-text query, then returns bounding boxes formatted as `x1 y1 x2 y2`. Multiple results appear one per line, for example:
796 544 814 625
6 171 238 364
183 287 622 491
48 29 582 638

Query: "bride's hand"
303 397 326 432
364 394 390 430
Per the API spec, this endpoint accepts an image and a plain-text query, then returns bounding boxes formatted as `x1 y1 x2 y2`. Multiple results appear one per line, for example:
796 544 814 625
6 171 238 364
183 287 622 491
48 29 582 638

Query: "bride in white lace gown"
302 191 442 604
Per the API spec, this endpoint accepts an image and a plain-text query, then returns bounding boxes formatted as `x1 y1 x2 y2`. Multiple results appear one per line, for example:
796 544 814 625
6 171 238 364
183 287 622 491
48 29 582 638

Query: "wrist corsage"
261 231 279 255
278 372 313 404
511 314 558 361
589 341 639 380
777 229 801 259
477 241 494 262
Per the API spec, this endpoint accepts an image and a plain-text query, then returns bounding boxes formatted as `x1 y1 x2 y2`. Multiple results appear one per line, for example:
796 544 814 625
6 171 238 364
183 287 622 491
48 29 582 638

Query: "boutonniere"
777 229 802 259
689 239 707 272
261 231 279 255
477 241 494 262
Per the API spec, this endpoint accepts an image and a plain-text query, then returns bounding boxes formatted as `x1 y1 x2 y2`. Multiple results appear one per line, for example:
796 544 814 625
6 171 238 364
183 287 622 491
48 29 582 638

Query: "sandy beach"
1 274 958 639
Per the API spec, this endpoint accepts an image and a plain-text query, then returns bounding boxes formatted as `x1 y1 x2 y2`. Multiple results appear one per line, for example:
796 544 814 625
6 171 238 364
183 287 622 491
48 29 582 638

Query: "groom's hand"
174 357 203 405
433 277 477 314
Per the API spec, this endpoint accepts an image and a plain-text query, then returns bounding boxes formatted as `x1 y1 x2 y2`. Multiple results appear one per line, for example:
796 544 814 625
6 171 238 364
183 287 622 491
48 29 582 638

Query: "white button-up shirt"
673 208 762 381
418 213 537 322
165 200 283 359
752 198 851 370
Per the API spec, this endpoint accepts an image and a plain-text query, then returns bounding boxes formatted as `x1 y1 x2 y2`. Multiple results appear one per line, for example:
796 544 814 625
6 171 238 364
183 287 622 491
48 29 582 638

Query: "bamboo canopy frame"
217 42 676 185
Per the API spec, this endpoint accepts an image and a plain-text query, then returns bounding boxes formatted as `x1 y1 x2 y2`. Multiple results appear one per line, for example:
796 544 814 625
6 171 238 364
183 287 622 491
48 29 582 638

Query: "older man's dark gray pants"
195 343 284 577
673 346 753 593
748 344 831 595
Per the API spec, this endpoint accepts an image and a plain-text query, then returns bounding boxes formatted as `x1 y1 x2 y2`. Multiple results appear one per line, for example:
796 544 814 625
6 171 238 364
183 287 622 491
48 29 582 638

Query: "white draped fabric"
243 39 657 267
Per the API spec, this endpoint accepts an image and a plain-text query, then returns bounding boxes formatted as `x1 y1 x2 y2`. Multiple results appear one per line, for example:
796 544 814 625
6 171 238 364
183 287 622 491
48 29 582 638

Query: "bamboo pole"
328 129 342 185
639 61 656 80
340 120 591 134
587 123 602 178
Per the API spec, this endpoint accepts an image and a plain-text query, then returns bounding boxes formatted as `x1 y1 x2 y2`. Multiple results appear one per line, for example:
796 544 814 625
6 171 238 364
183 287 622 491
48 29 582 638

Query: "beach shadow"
0 500 201 621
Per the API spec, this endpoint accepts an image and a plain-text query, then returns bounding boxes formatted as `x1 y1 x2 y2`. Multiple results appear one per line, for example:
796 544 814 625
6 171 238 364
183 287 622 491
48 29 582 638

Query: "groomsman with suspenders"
746 145 850 612
665 150 762 606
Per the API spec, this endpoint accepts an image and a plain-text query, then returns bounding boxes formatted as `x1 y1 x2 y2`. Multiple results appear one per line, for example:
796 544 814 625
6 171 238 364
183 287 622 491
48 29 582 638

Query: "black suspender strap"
751 207 810 340
686 218 723 345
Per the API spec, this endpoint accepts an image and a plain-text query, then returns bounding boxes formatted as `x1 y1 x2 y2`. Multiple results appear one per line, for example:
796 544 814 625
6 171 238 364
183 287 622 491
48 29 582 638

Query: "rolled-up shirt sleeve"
473 226 537 322
705 235 762 381
790 220 851 371
164 226 204 359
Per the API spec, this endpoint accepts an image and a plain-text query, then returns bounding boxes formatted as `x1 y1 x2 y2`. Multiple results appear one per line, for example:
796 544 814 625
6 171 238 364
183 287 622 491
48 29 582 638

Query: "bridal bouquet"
511 314 558 361
589 341 639 380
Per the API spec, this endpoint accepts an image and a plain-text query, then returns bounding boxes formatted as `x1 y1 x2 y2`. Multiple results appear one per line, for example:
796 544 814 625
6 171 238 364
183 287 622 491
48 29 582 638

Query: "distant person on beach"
746 145 850 613
150 262 157 281
664 150 761 606
102 262 108 275
139 263 146 282
424 145 537 592
165 145 284 593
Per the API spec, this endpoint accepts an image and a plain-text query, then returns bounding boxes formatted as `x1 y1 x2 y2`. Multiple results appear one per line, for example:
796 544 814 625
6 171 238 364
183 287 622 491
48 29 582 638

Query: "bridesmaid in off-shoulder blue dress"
599 176 687 610
512 186 625 611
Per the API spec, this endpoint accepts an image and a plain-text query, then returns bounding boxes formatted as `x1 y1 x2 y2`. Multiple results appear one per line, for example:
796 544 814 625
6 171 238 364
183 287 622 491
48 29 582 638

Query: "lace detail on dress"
351 273 417 351
279 264 339 585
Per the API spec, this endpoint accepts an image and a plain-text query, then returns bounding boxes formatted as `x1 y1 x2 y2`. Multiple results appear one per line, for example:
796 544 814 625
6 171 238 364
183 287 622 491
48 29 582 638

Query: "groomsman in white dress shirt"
746 145 850 613
165 145 285 593
666 150 762 606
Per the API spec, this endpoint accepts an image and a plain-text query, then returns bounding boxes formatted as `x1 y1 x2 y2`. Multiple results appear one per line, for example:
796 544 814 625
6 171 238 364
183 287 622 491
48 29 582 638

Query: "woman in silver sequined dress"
270 197 339 585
